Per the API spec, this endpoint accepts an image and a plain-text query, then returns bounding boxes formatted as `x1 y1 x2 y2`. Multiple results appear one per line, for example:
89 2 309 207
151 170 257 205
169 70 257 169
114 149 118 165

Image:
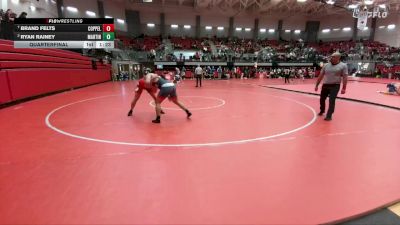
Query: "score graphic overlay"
14 18 115 49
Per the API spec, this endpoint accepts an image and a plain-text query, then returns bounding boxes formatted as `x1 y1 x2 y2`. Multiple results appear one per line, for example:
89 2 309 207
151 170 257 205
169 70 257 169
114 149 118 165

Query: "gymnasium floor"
264 77 400 108
0 78 399 224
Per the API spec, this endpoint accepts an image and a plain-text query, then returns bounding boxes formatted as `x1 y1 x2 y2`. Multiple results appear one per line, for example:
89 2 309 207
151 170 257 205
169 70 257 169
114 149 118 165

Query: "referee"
315 52 348 121
195 65 203 87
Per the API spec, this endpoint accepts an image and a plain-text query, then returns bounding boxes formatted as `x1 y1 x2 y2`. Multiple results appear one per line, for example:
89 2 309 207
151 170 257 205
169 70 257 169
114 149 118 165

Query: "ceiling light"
364 0 373 5
343 27 351 31
66 6 78 12
285 30 291 33
348 4 358 9
326 0 335 5
322 29 330 33
171 24 178 28
245 28 251 32
379 26 385 29
205 26 212 30
333 28 340 31
217 27 224 30
86 11 96 17
294 30 301 34
236 27 242 31
297 0 307 2
379 4 386 8
117 19 125 24
260 28 266 32
105 15 112 18
147 23 155 27
268 29 275 33
30 5 36 11
363 27 368 30
184 25 191 29
388 24 396 29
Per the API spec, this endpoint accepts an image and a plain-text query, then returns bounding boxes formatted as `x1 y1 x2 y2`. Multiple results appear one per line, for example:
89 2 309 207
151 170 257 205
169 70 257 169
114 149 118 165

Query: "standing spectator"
233 67 238 79
3 9 15 40
244 67 249 79
206 66 212 79
175 67 180 77
284 69 290 84
298 68 305 81
217 66 222 79
181 66 186 80
0 9 4 38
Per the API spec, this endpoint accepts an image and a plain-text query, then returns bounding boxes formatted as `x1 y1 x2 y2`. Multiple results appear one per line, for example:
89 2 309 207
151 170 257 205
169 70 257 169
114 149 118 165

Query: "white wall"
163 11 195 37
103 0 127 32
258 30 278 40
9 0 397 46
166 25 195 38
141 24 160 37
63 0 127 32
63 0 98 18
235 15 254 28
200 14 229 38
201 26 228 38
7 0 127 32
319 16 353 41
320 15 353 29
375 27 399 47
140 11 160 36
233 15 254 39
375 13 399 47
8 0 57 18
356 28 370 40
139 11 307 40
282 15 307 31
2 0 8 10
318 29 352 41
140 10 159 24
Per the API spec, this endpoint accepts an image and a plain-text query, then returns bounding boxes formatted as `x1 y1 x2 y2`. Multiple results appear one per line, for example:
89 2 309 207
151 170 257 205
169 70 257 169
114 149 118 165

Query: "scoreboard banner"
13 18 115 49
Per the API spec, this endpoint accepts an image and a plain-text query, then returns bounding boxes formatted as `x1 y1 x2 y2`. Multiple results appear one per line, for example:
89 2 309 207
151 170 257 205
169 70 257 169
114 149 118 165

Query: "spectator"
217 66 222 79
0 9 4 38
18 12 27 19
3 9 15 40
181 66 186 80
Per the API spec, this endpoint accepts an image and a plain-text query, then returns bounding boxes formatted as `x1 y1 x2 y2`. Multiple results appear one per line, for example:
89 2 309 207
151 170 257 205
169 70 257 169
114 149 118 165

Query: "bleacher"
0 40 111 104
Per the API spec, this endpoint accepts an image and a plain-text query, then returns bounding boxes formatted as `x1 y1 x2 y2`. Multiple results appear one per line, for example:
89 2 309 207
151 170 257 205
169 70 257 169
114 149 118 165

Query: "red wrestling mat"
348 77 398 84
1 80 400 224
263 80 400 109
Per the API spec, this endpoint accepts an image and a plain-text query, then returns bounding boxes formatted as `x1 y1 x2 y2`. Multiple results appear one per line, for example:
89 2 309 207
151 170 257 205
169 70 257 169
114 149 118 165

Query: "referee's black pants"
284 76 290 83
196 75 202 87
320 84 340 117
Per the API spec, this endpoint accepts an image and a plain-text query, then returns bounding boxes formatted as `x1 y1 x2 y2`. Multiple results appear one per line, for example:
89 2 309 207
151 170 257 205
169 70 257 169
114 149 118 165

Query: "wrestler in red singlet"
127 78 164 116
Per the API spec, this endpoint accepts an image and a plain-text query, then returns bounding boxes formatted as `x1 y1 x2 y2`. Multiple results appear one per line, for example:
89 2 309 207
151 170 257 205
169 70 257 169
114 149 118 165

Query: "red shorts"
138 79 146 89
136 79 155 93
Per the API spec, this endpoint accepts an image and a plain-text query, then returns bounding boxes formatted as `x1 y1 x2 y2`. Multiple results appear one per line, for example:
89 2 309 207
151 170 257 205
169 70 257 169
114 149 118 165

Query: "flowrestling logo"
352 6 388 19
